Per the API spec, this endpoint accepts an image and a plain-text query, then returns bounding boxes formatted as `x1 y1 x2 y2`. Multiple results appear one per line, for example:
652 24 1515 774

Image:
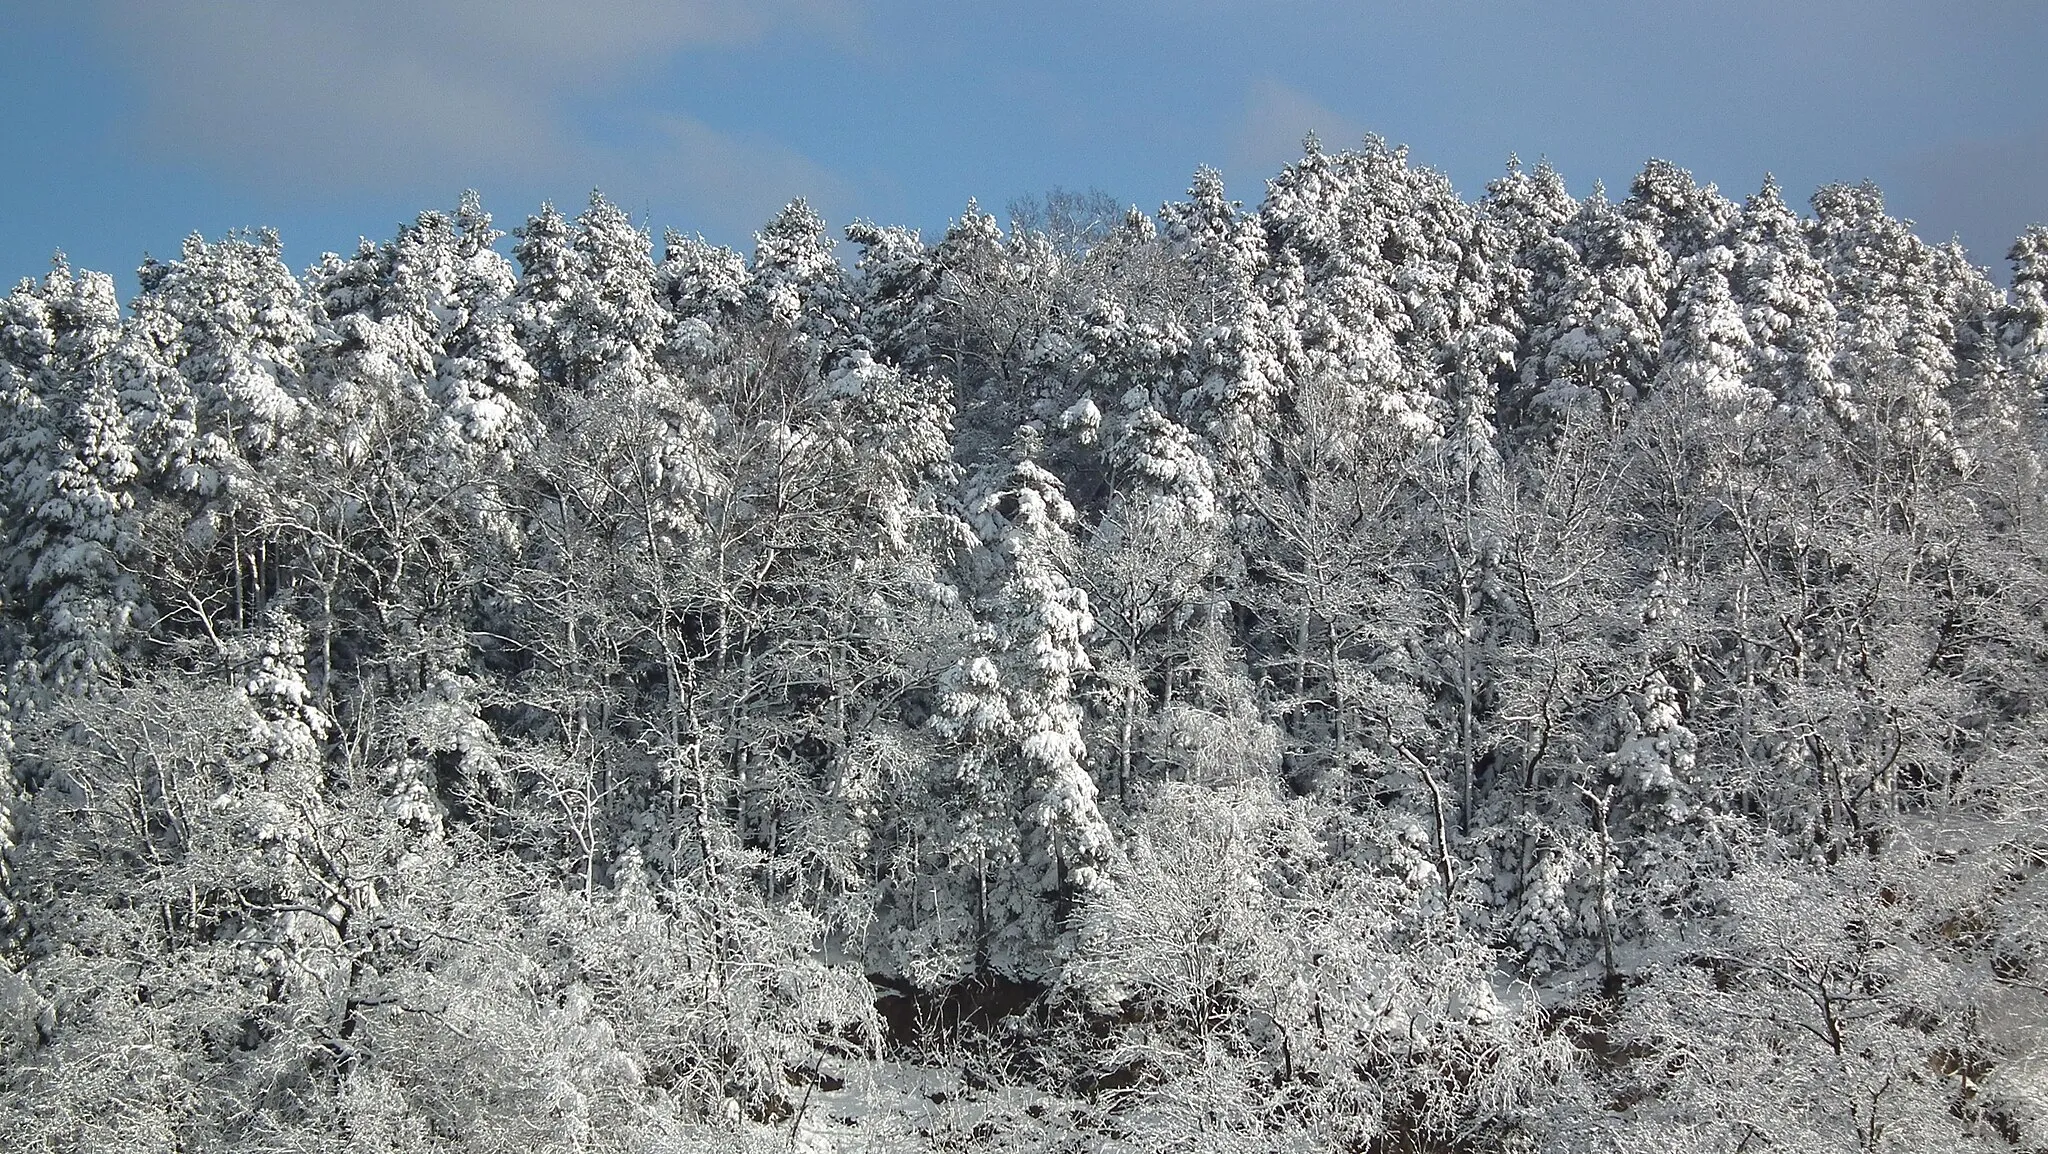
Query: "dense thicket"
2 141 2046 1152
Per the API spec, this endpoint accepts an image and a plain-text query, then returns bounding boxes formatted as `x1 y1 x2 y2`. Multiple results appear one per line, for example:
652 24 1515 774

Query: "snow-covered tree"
1515 181 1671 425
2001 224 2048 392
921 451 1109 982
0 259 142 695
1158 170 1286 493
747 198 854 357
1733 175 1843 423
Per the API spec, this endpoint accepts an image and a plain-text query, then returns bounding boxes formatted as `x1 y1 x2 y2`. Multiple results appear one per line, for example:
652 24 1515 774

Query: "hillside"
2 141 2046 1151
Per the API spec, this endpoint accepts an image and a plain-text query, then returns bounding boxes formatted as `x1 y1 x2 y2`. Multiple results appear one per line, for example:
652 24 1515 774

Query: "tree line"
2 137 2046 1151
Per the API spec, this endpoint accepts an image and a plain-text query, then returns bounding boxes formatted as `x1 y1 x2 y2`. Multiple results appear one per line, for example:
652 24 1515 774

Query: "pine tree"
1625 158 1737 267
563 192 668 405
748 198 854 358
1812 180 1972 498
1481 156 1579 259
1655 244 1755 410
437 191 539 464
0 259 143 696
1160 167 1284 492
1732 175 1843 424
2002 224 2048 393
929 451 1110 980
121 230 314 645
1257 136 1450 448
1516 183 1671 423
510 201 581 390
1481 156 1579 442
656 226 750 366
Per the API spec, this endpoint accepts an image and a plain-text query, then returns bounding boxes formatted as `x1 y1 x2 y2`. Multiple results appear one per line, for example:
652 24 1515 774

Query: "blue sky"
4 1 2045 295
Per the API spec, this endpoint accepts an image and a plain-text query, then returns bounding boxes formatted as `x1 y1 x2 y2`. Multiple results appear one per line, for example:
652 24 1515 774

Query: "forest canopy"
2 137 2047 1152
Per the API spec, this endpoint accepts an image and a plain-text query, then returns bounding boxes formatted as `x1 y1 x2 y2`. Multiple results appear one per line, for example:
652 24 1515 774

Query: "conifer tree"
0 259 141 695
2002 224 2048 392
1513 178 1672 431
928 450 1110 980
1160 167 1284 492
748 198 854 357
1732 175 1843 424
121 230 314 651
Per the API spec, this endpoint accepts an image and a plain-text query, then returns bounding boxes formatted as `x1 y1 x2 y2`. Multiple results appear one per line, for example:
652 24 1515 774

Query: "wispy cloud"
616 114 857 241
1226 80 1371 191
100 0 855 234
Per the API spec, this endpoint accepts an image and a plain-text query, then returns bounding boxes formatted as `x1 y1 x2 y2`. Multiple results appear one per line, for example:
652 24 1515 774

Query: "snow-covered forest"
2 137 2047 1152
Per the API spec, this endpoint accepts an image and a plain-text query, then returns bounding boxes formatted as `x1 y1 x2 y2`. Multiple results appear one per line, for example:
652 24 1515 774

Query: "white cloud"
1227 79 1371 189
99 0 854 232
589 114 858 242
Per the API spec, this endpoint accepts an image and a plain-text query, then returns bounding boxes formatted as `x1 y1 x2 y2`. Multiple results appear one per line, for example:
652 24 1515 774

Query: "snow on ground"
779 1060 1062 1153
743 1058 1336 1154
